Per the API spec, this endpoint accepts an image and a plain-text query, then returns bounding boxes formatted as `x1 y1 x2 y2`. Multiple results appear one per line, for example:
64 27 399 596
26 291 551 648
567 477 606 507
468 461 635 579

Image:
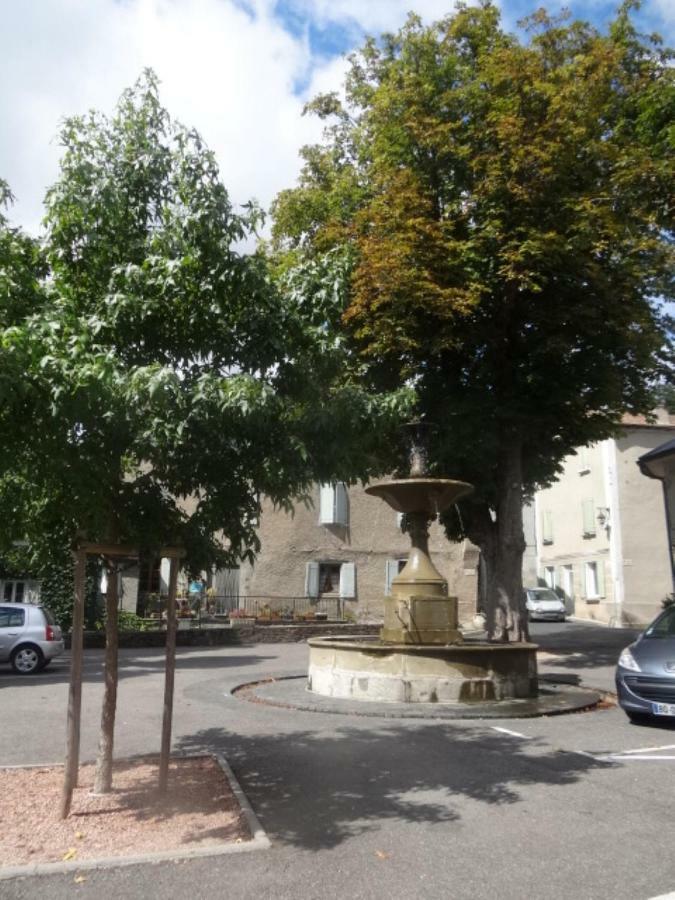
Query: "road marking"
622 743 675 754
561 749 606 762
491 727 529 739
596 754 675 762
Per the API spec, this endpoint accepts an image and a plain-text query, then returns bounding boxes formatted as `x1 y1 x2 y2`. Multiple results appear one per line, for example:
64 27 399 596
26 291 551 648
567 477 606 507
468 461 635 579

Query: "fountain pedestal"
363 485 471 645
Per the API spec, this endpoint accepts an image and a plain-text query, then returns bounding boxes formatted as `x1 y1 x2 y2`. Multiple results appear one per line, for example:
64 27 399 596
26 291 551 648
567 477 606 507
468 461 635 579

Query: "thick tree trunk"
94 560 119 794
471 441 529 643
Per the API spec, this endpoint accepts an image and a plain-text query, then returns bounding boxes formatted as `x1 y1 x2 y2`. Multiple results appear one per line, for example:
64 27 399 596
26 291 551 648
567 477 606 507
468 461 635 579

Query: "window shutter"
385 559 400 596
542 511 553 544
319 484 335 524
339 562 356 599
582 499 596 537
597 560 606 598
160 558 171 593
334 482 349 526
305 562 320 598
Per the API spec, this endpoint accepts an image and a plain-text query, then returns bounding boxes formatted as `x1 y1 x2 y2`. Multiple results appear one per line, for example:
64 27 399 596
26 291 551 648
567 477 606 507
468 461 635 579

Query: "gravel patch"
0 755 251 868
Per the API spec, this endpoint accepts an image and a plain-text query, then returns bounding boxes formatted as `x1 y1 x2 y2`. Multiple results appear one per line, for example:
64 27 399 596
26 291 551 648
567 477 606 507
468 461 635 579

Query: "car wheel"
10 645 45 675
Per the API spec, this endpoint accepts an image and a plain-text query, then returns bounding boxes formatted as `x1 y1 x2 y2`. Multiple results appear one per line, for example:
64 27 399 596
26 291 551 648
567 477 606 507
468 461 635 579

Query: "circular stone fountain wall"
307 636 538 704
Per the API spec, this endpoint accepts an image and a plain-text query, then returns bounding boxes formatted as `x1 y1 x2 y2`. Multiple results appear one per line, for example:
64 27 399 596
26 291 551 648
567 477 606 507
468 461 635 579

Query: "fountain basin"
307 636 538 704
365 479 473 514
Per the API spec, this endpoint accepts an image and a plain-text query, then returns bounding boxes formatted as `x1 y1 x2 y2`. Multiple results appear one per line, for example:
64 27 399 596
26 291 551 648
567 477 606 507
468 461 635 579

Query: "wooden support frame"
159 557 179 793
60 549 86 819
60 543 186 818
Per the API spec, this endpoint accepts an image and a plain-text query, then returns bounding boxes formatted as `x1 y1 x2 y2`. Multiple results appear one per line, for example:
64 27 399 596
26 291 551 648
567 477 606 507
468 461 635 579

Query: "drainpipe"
602 439 625 628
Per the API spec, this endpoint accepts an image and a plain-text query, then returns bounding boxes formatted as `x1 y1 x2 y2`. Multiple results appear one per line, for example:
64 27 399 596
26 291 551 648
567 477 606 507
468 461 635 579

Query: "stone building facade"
239 480 480 623
533 412 675 627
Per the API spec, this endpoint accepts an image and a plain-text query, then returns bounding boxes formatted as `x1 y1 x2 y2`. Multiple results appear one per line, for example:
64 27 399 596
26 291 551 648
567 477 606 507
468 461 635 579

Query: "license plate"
651 702 675 716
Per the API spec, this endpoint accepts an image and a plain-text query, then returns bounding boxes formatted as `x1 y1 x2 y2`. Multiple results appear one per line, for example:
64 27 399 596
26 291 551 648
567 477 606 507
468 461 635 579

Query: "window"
319 562 341 594
2 581 25 603
319 483 349 526
561 565 574 600
544 566 556 590
305 561 356 599
385 558 408 596
584 561 605 600
542 511 553 545
582 499 596 537
0 607 25 628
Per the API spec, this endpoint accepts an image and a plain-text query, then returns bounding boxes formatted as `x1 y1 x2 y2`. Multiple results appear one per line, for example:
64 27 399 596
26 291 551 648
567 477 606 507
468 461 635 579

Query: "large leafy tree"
0 72 406 788
272 3 674 640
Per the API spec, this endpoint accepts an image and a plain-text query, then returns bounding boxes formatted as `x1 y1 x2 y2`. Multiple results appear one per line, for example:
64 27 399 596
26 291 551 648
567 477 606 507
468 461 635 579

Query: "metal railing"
136 592 346 626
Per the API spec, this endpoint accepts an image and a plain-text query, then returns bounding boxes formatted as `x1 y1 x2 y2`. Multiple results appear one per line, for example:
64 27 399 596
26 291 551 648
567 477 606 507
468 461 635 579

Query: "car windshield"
644 605 675 638
528 590 559 603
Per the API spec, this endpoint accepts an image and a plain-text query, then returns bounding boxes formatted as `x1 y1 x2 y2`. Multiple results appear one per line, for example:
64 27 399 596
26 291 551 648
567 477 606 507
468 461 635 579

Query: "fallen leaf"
75 831 85 840
74 875 87 884
375 850 391 860
62 848 77 861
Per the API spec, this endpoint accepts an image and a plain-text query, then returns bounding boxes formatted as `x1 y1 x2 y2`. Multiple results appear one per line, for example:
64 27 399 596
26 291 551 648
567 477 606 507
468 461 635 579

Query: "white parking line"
491 727 529 739
596 755 675 762
622 743 675 754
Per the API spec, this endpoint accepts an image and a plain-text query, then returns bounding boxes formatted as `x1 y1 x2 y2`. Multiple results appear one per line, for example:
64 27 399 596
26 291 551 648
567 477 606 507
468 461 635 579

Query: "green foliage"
94 609 152 632
272 3 674 636
0 71 406 585
273 2 673 506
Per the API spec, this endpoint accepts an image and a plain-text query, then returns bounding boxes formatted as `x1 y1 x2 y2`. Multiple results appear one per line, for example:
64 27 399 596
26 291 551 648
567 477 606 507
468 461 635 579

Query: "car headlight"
618 647 641 672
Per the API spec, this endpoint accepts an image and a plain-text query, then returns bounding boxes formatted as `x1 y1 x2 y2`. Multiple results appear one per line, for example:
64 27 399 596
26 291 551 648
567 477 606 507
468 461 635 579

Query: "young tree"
272 3 674 640
0 72 407 793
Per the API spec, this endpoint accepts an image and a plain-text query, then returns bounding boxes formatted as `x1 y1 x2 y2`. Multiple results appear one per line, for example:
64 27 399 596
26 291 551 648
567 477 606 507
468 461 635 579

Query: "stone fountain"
307 424 538 704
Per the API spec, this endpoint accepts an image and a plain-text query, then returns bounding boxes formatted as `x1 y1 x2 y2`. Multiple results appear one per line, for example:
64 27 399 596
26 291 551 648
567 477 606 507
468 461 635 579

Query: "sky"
2 0 673 237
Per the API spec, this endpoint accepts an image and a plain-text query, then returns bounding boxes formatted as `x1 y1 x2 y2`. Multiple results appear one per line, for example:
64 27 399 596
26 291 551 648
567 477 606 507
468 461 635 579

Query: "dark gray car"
615 604 675 723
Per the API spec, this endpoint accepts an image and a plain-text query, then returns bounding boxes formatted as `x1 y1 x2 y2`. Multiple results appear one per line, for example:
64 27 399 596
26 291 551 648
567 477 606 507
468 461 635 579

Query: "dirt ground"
0 755 251 867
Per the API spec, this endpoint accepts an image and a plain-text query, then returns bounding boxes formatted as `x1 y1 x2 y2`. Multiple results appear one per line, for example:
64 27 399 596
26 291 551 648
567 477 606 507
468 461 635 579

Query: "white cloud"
0 0 334 234
283 0 459 34
2 0 672 237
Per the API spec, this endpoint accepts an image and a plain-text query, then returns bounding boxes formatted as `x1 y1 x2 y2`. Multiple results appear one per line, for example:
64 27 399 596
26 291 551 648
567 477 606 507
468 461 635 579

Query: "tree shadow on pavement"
175 722 612 851
534 624 641 671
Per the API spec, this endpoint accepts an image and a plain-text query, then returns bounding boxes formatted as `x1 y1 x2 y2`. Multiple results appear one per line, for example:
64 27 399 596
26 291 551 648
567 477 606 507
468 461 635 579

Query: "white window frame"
561 565 574 600
544 566 556 590
319 483 349 526
584 561 599 599
1 580 26 603
582 499 596 538
542 511 553 545
385 558 408 596
306 561 356 599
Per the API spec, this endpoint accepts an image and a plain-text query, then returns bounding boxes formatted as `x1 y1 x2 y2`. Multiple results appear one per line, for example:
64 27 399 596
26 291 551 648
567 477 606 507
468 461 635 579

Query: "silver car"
525 588 566 622
0 603 64 674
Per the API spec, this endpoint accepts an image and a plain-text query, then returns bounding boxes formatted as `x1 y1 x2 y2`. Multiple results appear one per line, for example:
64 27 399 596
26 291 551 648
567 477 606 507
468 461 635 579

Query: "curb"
0 754 270 880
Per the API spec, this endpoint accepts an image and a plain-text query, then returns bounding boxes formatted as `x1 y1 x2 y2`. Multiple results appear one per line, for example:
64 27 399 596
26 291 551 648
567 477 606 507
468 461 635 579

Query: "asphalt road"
1 621 674 900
